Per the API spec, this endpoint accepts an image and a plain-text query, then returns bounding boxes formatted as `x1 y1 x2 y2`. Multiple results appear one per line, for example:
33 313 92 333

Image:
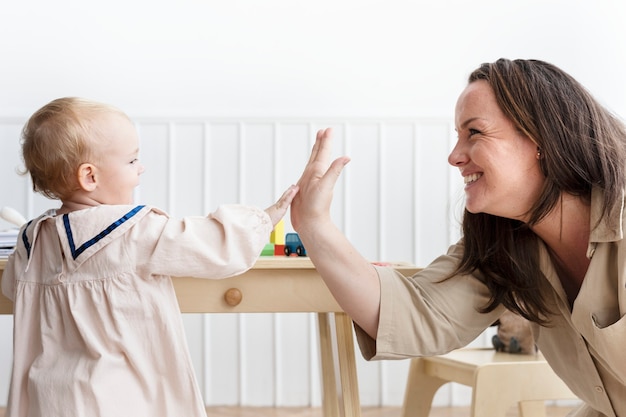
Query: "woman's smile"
463 172 483 186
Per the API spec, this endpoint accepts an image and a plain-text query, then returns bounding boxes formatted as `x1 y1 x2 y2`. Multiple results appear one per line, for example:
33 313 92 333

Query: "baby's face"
89 113 144 205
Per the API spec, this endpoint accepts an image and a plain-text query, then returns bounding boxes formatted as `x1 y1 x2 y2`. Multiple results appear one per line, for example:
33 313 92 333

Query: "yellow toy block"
271 219 285 245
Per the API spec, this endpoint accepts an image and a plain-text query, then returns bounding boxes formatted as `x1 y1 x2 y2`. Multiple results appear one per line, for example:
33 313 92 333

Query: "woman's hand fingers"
292 128 349 230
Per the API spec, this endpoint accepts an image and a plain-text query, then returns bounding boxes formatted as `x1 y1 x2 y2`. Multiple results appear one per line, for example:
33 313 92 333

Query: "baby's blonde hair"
21 97 129 200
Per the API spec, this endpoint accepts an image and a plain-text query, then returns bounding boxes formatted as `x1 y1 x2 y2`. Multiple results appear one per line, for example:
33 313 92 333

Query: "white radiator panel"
0 117 494 408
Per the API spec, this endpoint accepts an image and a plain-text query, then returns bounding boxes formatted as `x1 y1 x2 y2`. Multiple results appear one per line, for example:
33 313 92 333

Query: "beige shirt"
355 188 626 417
1 204 272 417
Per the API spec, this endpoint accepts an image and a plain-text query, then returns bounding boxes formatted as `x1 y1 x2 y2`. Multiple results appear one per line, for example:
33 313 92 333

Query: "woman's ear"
77 163 98 192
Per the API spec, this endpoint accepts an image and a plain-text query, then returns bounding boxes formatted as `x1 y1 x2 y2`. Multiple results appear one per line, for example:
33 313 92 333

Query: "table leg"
318 313 340 417
317 312 362 417
334 312 362 417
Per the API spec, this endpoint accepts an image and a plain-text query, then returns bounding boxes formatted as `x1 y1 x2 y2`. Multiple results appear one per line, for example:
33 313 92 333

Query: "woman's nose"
447 141 468 167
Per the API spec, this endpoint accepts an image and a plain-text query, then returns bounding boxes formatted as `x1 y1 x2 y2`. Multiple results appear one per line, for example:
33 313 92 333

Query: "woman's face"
449 80 545 222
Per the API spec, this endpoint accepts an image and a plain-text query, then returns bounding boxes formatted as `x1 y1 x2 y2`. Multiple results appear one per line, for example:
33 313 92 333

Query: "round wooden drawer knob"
224 288 243 306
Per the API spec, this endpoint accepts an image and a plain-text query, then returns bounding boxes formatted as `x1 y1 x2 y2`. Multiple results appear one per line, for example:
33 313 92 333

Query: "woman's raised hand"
291 128 350 233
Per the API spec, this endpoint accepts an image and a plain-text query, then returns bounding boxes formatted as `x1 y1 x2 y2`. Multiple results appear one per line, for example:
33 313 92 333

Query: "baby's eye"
130 158 139 165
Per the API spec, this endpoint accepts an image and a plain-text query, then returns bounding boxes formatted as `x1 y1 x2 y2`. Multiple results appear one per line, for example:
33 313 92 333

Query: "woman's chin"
464 201 483 214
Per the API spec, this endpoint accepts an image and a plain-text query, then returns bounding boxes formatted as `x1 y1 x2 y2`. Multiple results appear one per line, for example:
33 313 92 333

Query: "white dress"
1 204 272 417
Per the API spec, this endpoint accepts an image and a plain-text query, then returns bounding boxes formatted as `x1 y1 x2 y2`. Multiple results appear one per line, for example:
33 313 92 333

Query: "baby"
1 97 298 417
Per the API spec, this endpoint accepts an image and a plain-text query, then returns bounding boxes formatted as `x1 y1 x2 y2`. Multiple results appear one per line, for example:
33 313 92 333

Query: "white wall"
1 0 623 409
1 1 625 119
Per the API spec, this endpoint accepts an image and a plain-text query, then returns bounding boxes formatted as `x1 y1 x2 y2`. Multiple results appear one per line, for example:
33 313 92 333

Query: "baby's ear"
77 163 98 192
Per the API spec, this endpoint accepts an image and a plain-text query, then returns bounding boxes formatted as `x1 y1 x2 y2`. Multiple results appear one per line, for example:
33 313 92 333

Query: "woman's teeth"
464 173 482 185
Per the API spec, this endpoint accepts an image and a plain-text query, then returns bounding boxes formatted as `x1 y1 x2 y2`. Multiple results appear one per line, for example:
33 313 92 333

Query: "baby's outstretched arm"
265 184 299 227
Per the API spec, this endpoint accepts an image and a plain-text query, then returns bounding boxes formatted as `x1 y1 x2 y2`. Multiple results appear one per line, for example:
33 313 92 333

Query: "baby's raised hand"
265 184 299 227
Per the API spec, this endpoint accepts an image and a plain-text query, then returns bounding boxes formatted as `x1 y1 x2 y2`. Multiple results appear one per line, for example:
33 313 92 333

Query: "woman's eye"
468 128 481 137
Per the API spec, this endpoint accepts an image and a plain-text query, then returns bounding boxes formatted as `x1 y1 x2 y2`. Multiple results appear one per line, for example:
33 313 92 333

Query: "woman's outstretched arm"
291 128 381 338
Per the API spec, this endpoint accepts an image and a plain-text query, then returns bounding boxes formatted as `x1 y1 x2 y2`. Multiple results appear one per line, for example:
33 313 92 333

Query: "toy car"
284 233 306 256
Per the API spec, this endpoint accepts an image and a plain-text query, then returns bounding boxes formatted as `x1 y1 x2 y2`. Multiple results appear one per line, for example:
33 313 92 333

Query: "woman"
291 58 626 417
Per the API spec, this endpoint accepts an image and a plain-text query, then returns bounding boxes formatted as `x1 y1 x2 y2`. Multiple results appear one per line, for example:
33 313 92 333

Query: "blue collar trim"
63 205 145 260
21 220 33 258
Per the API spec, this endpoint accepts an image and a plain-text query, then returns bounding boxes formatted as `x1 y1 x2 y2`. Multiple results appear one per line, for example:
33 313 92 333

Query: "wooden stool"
401 348 578 417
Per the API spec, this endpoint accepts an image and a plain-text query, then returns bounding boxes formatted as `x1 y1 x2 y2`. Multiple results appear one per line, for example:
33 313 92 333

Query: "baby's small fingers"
277 185 299 207
267 185 299 218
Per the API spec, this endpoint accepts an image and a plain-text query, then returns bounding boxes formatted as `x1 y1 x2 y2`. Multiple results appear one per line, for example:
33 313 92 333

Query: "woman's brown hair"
455 58 626 324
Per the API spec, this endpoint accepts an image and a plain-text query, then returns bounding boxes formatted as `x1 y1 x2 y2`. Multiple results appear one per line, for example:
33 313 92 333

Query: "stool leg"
472 365 517 417
472 360 573 417
401 358 448 417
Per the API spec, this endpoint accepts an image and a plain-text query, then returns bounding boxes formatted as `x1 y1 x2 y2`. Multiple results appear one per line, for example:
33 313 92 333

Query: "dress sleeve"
1 224 30 301
135 204 272 280
354 242 505 360
1 254 15 301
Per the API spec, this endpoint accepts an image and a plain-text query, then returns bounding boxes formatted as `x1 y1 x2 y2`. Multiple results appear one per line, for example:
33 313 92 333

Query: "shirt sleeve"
134 204 273 280
354 242 505 360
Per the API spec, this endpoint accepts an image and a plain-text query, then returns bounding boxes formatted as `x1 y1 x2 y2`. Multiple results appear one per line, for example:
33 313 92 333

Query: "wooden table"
0 257 419 417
